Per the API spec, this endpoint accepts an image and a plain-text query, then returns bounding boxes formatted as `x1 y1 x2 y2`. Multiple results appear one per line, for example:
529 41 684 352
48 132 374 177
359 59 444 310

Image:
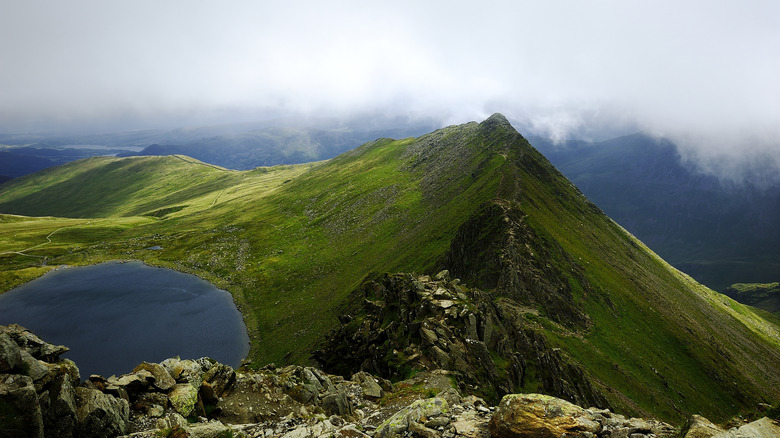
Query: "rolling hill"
1 115 779 423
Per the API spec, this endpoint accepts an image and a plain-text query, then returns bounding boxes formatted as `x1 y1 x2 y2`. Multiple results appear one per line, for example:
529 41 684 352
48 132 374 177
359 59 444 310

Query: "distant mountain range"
0 116 437 179
2 115 779 423
534 134 780 291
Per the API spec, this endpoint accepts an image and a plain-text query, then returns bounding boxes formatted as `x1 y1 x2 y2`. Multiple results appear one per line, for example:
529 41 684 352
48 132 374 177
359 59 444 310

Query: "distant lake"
0 261 249 378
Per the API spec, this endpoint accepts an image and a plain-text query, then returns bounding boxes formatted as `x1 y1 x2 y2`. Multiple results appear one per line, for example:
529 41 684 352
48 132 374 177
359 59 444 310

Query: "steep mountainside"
533 134 780 290
1 115 779 423
723 282 780 317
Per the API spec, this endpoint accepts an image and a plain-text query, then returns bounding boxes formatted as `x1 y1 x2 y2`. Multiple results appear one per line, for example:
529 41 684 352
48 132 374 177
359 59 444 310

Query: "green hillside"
724 282 780 317
1 115 779 423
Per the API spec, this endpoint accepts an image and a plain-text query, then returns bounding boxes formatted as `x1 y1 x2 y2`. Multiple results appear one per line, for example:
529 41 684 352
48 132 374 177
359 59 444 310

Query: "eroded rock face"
314 272 608 408
74 387 129 438
0 373 44 438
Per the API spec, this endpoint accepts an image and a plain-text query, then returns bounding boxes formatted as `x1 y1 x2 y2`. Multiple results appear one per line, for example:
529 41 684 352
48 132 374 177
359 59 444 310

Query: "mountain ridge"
534 133 780 290
0 115 779 423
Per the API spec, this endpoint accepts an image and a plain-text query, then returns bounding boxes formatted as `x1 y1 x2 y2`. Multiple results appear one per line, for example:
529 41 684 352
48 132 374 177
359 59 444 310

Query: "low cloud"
1 1 778 180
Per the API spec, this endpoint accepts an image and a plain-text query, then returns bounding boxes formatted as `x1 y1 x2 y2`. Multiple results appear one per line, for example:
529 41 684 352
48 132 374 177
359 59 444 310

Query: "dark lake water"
0 261 249 378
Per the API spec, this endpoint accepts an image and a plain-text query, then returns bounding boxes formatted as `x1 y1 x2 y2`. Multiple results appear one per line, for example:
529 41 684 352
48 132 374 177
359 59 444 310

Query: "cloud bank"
1 0 778 178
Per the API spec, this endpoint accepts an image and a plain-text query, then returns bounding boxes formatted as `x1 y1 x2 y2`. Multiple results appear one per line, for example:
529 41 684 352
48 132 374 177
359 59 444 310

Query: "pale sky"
1 0 779 177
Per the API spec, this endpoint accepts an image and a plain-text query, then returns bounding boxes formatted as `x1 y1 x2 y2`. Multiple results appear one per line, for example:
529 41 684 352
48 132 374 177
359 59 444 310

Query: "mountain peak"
480 113 511 129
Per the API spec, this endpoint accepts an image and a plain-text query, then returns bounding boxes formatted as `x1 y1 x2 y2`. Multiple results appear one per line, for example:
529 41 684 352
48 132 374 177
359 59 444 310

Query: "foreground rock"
1 324 777 438
490 393 676 437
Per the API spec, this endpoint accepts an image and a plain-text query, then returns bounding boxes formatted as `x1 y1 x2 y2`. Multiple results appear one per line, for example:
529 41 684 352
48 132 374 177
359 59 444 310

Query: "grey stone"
321 391 353 417
0 332 22 373
20 350 49 382
41 374 77 438
0 373 44 438
375 397 448 438
201 362 235 397
133 361 176 391
187 419 234 438
74 386 129 438
712 417 780 438
352 371 384 400
168 383 199 417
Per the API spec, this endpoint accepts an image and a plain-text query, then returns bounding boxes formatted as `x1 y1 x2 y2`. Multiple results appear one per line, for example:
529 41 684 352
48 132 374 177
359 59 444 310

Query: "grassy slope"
0 116 779 423
0 155 250 218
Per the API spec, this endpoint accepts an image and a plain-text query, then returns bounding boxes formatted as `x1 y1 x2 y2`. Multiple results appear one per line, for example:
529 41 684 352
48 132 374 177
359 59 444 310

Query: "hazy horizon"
2 1 778 181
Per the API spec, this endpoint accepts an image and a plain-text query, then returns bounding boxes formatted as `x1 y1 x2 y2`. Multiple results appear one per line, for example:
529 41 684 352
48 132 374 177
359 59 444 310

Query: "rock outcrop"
314 271 608 408
2 325 778 438
0 324 127 438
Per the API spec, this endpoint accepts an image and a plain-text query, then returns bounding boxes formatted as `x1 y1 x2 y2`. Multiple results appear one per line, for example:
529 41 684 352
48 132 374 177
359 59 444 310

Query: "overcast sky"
1 1 779 178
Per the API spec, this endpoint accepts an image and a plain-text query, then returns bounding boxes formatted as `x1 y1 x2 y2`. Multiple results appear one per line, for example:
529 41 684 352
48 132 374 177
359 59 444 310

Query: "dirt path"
0 225 72 258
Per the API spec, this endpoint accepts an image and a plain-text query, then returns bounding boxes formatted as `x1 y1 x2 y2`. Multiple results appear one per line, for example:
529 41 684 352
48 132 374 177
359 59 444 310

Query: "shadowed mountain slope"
534 134 780 290
0 115 779 423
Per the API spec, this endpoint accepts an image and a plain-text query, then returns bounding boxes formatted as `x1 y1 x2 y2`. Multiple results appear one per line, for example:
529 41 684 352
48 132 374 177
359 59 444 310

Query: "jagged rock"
315 273 609 407
321 391 353 417
0 332 22 372
712 417 780 438
199 362 236 404
168 383 199 417
375 397 448 438
352 371 384 399
161 357 203 388
489 393 601 438
20 350 50 382
74 386 129 438
39 374 77 438
408 420 440 438
133 391 170 417
0 373 44 438
133 361 176 391
108 369 155 394
682 414 724 438
0 324 69 362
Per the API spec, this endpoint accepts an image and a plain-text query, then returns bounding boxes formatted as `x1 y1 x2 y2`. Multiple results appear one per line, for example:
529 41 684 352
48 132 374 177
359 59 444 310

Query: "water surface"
0 261 249 377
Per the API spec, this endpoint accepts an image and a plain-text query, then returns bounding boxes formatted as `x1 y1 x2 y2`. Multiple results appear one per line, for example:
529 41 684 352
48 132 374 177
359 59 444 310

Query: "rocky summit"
2 324 779 438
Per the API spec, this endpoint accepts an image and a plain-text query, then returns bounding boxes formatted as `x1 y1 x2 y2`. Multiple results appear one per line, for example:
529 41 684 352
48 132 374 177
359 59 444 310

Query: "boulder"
352 371 384 400
39 374 77 438
19 350 50 384
107 369 154 394
168 383 200 417
321 391 354 417
0 332 22 372
0 374 44 438
74 386 129 438
375 397 448 438
712 417 780 438
162 357 203 387
133 361 176 391
489 393 600 438
201 362 235 398
682 414 723 437
1 324 68 362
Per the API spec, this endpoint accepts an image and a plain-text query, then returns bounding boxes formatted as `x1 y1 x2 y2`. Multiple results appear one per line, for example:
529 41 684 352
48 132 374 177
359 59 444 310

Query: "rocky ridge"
2 324 779 437
314 270 607 408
